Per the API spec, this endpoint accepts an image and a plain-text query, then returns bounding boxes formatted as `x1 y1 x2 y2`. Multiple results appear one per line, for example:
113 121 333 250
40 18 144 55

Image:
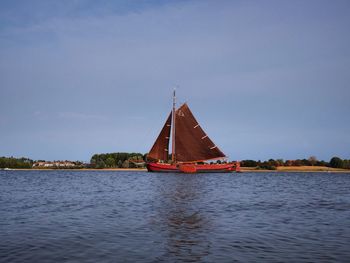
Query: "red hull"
147 162 240 173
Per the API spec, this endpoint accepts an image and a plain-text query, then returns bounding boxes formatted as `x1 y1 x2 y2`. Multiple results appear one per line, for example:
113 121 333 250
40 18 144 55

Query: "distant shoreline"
3 166 350 173
242 166 350 173
241 170 350 173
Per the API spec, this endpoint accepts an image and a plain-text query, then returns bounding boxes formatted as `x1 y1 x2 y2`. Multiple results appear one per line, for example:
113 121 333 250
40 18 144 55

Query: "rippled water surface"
1 171 350 262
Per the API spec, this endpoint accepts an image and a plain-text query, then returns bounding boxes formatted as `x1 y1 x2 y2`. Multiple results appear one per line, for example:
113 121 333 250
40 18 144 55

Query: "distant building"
32 161 77 168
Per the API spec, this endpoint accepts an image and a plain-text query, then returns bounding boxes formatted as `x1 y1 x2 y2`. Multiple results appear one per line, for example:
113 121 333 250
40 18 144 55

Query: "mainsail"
174 103 226 162
148 112 172 161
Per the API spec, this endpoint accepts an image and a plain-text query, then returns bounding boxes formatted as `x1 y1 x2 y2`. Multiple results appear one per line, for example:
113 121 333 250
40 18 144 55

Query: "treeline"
90 152 145 168
241 156 350 170
0 157 33 169
2 154 349 170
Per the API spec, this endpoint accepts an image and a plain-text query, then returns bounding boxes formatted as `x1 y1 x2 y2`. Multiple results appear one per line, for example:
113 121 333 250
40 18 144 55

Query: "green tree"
329 157 343 168
0 156 33 168
241 160 257 167
106 157 115 168
276 159 284 166
96 160 106 169
343 160 350 169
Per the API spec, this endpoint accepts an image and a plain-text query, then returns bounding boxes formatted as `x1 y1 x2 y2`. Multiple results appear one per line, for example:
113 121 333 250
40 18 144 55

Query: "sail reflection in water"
150 173 212 262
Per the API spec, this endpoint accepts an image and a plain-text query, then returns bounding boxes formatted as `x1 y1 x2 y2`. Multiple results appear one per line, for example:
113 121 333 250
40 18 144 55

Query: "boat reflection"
153 174 211 262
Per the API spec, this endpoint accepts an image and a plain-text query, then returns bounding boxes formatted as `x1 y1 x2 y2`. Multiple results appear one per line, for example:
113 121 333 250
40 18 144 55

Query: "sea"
1 170 350 263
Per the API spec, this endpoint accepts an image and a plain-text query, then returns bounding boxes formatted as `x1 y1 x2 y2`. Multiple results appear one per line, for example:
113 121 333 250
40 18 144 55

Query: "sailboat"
146 91 240 173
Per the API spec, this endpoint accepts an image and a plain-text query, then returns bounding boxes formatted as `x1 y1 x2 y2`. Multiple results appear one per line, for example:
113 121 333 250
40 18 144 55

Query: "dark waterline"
1 171 350 262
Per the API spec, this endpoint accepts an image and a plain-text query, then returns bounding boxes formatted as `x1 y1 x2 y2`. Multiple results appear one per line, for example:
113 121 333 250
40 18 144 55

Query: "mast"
171 89 176 163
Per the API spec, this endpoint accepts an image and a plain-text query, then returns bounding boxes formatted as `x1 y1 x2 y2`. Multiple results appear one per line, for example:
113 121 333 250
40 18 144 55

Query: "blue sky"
0 0 349 162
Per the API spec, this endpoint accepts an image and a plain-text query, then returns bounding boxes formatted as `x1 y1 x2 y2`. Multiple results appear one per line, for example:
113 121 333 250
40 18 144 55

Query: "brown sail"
148 112 172 161
175 103 226 162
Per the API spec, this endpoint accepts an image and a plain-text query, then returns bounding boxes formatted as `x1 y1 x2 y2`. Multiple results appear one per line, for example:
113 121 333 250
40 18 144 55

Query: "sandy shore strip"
241 166 350 173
